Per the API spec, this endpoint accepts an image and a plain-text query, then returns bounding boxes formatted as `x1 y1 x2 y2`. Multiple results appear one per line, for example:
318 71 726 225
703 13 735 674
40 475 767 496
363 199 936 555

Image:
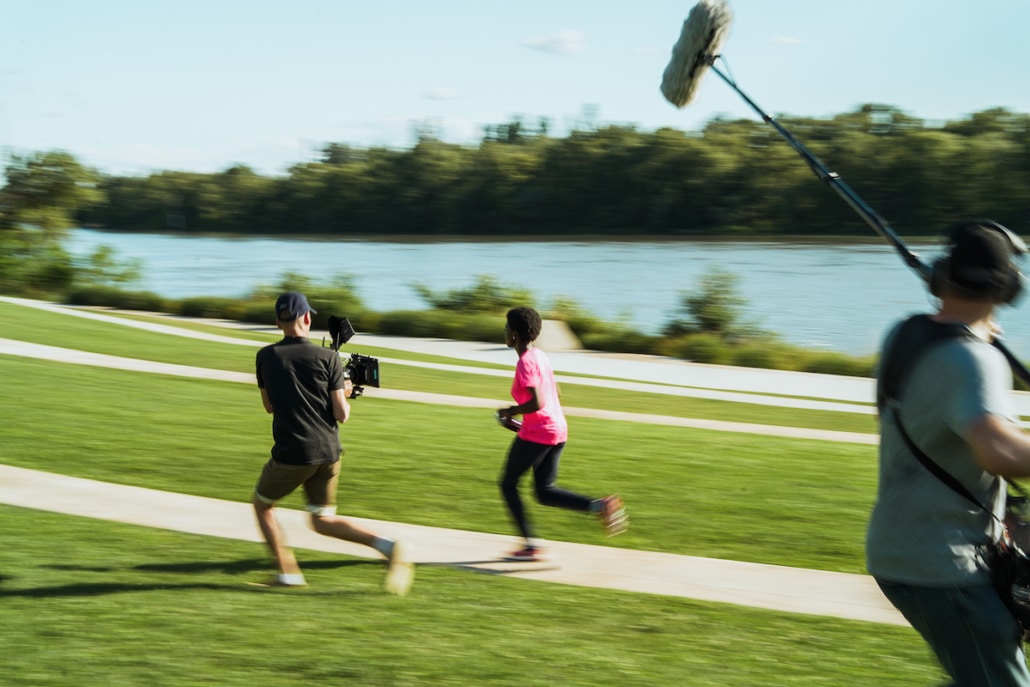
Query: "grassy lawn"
1 353 875 570
0 299 878 434
1 505 940 687
0 299 951 685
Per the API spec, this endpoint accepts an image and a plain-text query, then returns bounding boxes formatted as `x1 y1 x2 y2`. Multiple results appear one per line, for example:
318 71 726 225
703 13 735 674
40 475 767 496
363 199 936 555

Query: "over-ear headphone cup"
1003 270 1024 305
938 221 1026 304
930 258 948 298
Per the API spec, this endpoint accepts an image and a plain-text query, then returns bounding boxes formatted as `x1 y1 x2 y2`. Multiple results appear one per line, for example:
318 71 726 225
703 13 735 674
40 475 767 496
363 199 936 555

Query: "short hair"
506 306 542 343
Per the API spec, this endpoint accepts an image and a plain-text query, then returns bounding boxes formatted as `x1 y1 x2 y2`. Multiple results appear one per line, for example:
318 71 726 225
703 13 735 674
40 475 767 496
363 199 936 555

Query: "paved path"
2 295 882 413
0 464 905 626
0 296 905 626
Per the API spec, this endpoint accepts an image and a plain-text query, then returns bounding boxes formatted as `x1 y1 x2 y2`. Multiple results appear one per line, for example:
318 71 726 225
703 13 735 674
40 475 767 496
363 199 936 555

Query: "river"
65 229 1030 357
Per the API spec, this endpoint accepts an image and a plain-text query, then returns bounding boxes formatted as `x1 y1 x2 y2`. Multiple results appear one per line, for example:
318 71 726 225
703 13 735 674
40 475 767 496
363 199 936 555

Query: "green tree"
76 245 142 288
0 150 104 294
666 267 746 336
411 275 534 313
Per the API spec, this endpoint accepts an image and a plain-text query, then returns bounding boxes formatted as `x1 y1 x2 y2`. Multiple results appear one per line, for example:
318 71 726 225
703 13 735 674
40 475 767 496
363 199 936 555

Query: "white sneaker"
384 541 415 596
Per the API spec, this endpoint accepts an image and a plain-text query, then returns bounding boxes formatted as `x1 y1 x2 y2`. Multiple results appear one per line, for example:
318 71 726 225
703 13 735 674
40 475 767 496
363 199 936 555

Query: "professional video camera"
325 316 380 398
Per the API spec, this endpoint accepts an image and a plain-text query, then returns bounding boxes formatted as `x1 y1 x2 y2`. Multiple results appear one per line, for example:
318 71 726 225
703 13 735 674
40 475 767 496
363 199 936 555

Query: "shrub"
54 280 877 381
666 267 747 336
377 310 444 338
673 333 733 365
178 296 239 319
231 301 274 326
451 313 506 343
348 310 382 334
63 286 167 312
545 297 606 339
411 275 533 313
729 343 781 370
798 351 876 377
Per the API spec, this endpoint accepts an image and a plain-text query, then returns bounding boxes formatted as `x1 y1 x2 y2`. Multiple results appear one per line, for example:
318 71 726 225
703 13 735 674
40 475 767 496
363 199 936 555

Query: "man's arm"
260 387 274 414
331 380 353 424
968 414 1030 477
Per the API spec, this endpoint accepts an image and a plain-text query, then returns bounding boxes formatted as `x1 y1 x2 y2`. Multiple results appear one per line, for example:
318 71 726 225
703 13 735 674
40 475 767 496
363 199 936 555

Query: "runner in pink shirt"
496 307 627 561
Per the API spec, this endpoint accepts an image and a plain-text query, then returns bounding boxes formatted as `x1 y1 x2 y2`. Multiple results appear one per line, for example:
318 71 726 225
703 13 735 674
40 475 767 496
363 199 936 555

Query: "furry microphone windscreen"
660 0 733 108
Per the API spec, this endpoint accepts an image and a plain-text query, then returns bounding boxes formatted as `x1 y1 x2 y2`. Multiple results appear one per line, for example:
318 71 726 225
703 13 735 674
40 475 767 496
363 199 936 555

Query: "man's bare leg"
310 514 378 547
311 514 415 596
253 498 303 577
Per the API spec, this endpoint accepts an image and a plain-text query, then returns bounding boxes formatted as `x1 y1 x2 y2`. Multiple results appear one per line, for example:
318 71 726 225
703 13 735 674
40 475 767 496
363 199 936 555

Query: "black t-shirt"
256 337 345 465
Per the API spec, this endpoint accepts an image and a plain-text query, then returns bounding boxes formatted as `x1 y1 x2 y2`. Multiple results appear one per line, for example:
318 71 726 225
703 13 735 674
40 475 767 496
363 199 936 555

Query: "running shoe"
248 573 307 588
599 495 628 536
504 546 549 562
384 541 415 596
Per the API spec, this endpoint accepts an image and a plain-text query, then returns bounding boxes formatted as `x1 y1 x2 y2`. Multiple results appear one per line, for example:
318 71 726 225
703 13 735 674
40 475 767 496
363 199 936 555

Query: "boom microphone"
660 0 1030 386
660 0 733 108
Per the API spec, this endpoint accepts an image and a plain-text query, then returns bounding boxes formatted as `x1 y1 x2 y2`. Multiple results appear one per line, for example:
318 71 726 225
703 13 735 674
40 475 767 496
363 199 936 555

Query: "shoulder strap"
893 415 991 513
879 314 996 512
878 314 976 410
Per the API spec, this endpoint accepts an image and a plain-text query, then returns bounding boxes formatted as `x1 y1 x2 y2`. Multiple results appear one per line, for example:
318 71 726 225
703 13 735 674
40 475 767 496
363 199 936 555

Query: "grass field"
0 299 946 685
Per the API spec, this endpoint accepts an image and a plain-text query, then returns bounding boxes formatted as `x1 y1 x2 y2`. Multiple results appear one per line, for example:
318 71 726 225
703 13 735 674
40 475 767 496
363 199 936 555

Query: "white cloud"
772 35 802 45
424 87 458 100
522 29 585 56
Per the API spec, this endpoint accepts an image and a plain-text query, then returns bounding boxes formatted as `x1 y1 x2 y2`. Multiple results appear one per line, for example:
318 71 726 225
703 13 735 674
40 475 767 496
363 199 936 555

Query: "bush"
412 275 533 313
729 343 781 370
54 280 877 381
178 296 239 319
377 310 446 338
63 286 167 312
798 351 876 377
545 297 606 339
672 333 733 365
376 310 506 343
450 313 506 343
225 301 272 325
580 329 657 355
666 267 747 336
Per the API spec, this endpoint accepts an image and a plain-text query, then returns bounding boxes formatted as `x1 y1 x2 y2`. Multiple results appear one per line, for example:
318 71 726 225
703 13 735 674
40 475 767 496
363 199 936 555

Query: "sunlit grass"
1 354 875 571
0 299 877 433
0 505 942 687
0 302 949 685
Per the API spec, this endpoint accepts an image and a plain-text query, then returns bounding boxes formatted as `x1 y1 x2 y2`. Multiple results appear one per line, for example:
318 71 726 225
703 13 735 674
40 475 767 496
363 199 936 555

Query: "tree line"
73 104 1030 238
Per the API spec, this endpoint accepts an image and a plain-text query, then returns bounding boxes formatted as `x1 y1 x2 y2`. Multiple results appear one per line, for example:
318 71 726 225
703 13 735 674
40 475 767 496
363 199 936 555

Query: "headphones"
929 219 1026 304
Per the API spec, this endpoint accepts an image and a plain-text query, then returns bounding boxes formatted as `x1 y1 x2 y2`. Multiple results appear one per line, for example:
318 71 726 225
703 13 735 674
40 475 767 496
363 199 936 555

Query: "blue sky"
3 0 1028 176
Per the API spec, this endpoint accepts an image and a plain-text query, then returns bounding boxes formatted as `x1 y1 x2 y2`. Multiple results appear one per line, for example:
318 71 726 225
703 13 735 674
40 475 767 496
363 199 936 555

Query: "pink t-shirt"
512 347 568 445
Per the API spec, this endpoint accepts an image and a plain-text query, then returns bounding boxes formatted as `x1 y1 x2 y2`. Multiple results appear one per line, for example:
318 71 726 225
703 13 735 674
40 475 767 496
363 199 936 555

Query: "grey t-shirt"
866 320 1015 586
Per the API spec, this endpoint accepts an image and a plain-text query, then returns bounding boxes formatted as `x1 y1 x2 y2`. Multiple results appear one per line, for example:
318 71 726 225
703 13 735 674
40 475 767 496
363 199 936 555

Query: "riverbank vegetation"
5 103 1029 376
5 105 1026 240
78 105 1030 238
54 270 876 377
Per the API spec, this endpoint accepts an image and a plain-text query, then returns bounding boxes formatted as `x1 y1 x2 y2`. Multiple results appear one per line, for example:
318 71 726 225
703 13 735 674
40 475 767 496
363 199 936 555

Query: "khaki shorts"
254 459 340 516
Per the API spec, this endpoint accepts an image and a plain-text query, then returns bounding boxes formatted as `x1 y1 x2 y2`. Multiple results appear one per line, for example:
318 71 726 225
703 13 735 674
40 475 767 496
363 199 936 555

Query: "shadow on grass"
0 581 370 598
134 558 370 575
43 558 371 575
419 559 562 576
6 557 381 598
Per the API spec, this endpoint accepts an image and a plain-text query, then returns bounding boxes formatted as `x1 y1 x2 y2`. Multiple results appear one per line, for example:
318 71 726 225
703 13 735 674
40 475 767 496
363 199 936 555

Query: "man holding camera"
252 291 413 595
867 221 1030 685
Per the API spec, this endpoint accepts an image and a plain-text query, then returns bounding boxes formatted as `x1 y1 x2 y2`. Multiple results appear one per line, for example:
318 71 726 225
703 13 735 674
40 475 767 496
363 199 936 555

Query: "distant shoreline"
76 227 943 247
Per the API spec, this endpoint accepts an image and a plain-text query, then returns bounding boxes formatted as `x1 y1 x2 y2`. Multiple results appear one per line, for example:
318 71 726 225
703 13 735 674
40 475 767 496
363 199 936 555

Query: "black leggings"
499 437 593 541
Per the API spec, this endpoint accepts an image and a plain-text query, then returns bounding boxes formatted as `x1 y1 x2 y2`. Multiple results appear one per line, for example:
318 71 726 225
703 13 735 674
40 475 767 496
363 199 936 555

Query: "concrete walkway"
0 464 905 627
0 296 905 626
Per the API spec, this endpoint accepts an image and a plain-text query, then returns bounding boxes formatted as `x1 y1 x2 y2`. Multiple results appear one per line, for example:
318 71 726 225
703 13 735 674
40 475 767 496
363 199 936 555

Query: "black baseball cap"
275 292 316 321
